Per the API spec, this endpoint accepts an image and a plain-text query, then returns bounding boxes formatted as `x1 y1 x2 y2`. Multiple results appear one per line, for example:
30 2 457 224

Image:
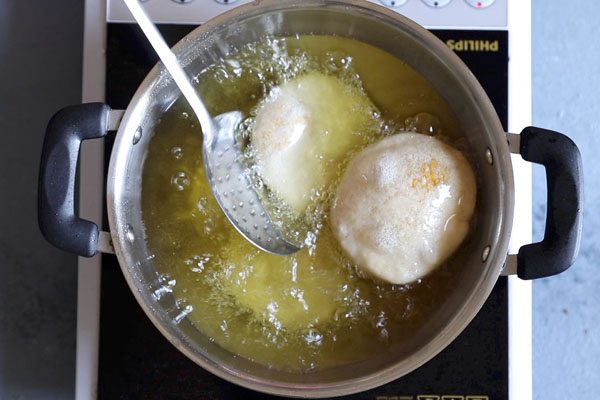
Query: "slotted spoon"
123 0 300 255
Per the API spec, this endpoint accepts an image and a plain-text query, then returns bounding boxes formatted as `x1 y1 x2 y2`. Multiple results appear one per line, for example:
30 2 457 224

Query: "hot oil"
141 35 466 372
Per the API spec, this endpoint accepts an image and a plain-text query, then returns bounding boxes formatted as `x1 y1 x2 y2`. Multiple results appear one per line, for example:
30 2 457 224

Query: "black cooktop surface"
99 25 509 400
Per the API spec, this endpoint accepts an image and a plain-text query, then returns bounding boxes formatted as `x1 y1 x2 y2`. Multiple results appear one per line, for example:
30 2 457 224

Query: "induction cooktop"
76 1 532 399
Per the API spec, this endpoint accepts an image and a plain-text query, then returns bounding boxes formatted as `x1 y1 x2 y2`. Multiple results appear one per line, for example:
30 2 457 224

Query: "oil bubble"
303 328 324 346
203 218 215 234
197 197 209 212
185 254 211 273
171 146 183 160
174 304 194 325
404 112 442 136
158 273 176 289
152 274 177 300
171 171 190 191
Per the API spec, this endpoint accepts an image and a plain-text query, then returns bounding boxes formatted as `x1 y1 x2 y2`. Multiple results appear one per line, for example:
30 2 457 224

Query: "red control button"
464 0 496 9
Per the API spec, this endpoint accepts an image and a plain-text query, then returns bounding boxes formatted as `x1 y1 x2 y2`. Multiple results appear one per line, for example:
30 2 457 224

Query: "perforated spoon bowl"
123 0 300 255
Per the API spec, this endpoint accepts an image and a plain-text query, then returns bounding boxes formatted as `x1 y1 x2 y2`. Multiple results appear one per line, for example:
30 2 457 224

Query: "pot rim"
107 0 515 397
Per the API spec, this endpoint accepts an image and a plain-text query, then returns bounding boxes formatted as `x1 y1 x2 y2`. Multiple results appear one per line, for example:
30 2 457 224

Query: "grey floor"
531 1 600 398
0 1 82 400
0 0 597 399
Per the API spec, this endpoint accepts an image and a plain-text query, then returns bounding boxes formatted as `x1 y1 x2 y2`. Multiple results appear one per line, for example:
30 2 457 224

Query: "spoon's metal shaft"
123 0 214 136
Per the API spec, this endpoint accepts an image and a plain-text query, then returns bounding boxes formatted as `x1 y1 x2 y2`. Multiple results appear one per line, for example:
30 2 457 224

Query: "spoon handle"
123 0 213 131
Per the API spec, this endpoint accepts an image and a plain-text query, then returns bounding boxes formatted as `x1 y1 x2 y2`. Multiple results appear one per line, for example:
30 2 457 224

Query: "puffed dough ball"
330 133 476 285
251 72 378 213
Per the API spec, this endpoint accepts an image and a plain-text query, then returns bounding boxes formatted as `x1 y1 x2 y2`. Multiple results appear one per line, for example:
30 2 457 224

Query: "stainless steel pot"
39 0 583 397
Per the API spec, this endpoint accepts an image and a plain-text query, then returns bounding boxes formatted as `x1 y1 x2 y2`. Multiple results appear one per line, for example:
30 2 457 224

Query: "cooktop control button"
214 0 241 4
464 0 496 8
421 0 453 8
171 0 194 3
379 0 408 7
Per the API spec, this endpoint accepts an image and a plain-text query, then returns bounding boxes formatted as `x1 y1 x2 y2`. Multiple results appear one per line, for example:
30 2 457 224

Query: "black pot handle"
516 126 583 279
38 103 111 257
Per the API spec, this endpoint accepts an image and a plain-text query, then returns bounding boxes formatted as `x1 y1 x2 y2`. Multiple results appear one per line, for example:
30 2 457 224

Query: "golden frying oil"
141 35 465 372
